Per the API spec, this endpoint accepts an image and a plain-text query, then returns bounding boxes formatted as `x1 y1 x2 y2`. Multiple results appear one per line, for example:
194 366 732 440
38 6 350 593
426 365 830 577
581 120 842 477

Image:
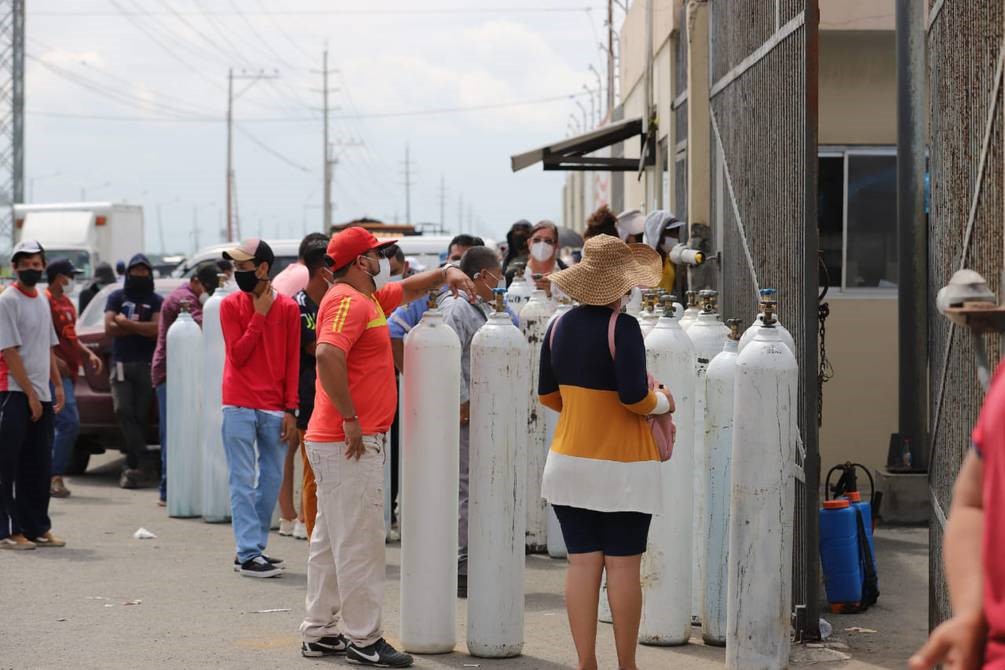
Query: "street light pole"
575 98 588 130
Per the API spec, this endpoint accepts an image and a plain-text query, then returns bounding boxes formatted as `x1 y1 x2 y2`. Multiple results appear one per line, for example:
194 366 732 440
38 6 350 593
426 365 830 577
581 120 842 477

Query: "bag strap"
607 308 618 359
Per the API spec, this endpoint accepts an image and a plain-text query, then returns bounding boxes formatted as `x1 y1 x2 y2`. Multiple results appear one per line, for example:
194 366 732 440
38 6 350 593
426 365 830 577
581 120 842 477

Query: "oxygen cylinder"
726 297 798 670
679 291 700 331
201 277 233 523
506 274 534 315
166 303 203 518
739 288 796 355
640 302 696 646
625 286 643 317
520 289 556 553
686 290 729 624
401 294 461 654
701 319 742 646
467 290 529 658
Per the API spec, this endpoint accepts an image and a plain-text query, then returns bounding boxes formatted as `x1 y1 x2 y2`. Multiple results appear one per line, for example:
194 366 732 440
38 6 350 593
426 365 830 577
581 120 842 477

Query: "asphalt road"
1 451 927 669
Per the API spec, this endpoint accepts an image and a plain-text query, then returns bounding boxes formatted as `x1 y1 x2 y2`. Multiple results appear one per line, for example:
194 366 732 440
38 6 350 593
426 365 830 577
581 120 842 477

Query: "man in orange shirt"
299 227 472 666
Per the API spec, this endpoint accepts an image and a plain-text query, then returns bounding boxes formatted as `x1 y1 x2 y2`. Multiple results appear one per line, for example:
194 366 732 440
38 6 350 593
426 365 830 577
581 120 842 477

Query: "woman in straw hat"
538 234 674 670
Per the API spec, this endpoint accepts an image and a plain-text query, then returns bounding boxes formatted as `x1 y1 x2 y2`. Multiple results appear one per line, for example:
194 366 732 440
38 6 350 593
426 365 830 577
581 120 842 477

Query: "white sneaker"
293 520 308 540
278 518 295 537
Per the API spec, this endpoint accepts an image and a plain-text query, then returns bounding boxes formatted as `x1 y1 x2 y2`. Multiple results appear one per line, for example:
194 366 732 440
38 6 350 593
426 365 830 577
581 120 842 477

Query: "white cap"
615 209 646 239
11 239 44 262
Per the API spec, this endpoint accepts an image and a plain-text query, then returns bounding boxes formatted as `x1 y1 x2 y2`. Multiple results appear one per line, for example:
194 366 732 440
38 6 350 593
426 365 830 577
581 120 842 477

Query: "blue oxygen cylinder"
819 499 863 612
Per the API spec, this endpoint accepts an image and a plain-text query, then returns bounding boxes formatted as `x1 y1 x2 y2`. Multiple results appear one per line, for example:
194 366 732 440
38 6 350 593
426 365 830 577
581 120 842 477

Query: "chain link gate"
926 0 1004 630
707 0 820 639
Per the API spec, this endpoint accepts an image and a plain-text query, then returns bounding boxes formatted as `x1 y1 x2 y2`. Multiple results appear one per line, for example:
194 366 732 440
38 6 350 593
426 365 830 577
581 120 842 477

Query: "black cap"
45 257 83 283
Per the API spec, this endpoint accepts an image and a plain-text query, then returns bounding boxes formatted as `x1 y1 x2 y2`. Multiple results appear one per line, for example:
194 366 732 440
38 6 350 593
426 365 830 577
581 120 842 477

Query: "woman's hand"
658 385 675 414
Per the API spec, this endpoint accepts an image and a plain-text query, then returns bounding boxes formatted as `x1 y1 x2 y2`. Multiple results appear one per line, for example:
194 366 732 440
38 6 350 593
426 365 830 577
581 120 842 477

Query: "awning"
510 116 655 173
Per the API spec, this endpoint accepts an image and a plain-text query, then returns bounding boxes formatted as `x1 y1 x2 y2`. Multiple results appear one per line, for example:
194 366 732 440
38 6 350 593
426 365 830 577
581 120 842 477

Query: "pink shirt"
272 263 309 297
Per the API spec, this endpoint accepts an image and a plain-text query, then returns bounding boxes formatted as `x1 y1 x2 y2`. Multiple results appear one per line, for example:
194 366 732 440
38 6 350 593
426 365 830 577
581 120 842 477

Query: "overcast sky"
25 0 614 254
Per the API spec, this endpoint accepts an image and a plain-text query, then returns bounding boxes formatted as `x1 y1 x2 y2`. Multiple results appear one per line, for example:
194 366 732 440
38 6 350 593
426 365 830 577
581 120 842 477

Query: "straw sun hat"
549 234 662 306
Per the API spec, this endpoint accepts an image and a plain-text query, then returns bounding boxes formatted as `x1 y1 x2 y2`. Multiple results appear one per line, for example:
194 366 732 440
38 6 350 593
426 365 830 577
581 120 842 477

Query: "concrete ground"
1 452 928 669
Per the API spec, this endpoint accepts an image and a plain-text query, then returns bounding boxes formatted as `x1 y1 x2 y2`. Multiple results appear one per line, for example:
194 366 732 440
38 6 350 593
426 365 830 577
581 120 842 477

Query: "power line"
30 6 602 17
234 124 312 173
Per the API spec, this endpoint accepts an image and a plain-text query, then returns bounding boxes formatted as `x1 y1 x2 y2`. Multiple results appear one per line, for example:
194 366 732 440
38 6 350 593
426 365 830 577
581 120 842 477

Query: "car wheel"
66 446 92 475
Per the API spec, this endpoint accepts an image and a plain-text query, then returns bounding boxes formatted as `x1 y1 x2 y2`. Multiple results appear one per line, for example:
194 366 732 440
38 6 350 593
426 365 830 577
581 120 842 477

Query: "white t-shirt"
0 285 59 401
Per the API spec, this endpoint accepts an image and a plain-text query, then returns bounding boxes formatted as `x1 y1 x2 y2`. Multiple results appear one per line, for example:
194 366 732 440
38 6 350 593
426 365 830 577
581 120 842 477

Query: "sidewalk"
0 453 928 669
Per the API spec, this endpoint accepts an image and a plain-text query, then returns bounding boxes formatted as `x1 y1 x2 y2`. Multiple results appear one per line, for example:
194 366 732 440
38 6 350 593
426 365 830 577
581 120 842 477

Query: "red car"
69 278 184 474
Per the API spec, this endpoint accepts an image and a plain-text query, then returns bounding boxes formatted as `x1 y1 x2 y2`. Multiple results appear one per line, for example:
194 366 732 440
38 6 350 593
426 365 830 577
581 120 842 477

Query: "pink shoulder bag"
548 310 676 462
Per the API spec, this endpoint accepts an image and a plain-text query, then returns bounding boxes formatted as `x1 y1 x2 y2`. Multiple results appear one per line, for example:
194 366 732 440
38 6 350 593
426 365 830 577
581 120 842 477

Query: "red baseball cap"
326 227 397 271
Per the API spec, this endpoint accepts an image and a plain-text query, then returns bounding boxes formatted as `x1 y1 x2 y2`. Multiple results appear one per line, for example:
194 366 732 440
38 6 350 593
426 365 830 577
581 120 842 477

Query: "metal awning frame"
511 116 655 173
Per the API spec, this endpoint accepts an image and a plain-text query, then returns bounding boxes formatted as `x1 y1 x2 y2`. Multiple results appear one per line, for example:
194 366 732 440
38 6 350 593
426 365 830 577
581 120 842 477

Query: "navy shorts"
552 505 652 556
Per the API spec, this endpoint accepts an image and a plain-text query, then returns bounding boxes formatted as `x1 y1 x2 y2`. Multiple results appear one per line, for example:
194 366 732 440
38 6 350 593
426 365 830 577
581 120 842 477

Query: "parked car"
172 239 300 279
69 278 185 474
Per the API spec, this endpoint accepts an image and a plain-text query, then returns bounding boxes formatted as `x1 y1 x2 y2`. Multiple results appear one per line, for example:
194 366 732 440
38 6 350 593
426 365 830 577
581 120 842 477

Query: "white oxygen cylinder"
701 319 742 646
166 304 203 518
467 293 529 658
726 301 797 670
544 303 572 560
401 298 461 654
685 291 729 624
520 289 556 553
679 291 701 331
640 304 696 646
625 286 643 317
738 289 796 355
506 274 534 314
201 279 233 523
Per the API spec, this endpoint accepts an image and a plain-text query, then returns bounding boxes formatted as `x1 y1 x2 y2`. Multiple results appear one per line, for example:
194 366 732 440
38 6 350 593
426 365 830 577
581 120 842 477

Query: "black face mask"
234 269 263 293
16 269 42 287
124 275 154 297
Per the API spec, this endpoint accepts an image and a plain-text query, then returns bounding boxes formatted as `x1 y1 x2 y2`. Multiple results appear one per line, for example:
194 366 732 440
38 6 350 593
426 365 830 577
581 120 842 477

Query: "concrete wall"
820 31 897 145
819 296 899 474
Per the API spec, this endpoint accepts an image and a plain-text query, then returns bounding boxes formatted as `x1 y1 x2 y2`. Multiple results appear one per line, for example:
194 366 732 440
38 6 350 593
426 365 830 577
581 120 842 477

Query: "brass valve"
686 290 698 308
727 318 742 341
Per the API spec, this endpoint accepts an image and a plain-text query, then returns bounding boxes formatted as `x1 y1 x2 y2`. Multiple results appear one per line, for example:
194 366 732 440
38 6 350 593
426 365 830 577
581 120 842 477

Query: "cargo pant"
110 361 153 470
301 434 386 647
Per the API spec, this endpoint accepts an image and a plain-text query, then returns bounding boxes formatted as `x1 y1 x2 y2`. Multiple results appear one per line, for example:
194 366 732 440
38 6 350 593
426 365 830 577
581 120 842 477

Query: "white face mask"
367 256 391 291
661 238 677 253
530 241 554 262
199 292 210 305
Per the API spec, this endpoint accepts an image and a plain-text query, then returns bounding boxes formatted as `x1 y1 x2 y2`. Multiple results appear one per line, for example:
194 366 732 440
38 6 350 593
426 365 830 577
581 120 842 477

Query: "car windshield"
47 249 93 278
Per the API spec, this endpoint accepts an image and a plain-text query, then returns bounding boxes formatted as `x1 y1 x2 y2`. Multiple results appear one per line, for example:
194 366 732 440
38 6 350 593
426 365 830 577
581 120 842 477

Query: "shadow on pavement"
525 591 565 612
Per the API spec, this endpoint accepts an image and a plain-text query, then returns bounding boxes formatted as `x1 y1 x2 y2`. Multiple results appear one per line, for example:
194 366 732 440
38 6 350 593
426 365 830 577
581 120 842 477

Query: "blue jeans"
51 378 79 477
221 407 284 563
156 383 167 501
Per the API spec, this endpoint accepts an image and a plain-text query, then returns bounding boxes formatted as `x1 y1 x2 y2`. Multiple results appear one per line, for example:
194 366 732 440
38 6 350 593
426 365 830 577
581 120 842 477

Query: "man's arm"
1 347 41 420
104 310 130 337
219 299 266 367
391 338 404 374
284 303 301 413
910 450 986 669
400 266 475 305
49 349 65 413
316 344 356 419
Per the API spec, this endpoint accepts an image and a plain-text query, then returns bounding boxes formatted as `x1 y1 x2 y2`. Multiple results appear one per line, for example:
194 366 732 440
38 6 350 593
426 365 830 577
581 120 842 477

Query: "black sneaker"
119 468 143 489
238 555 282 578
301 634 349 658
345 638 413 667
233 554 285 572
457 574 467 599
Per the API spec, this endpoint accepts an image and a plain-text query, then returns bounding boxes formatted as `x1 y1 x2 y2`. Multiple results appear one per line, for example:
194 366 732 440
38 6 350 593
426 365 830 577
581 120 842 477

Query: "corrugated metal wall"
926 0 1004 629
708 0 820 637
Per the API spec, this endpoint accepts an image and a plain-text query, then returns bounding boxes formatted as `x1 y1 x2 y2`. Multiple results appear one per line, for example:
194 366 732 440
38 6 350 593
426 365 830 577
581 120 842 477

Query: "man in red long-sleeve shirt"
219 239 300 579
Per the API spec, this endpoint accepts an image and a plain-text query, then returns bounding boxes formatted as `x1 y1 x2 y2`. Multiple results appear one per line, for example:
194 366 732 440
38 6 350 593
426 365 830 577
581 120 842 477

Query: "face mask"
661 239 676 253
17 269 42 287
199 292 210 305
365 257 391 291
124 274 154 296
234 269 263 293
530 241 553 262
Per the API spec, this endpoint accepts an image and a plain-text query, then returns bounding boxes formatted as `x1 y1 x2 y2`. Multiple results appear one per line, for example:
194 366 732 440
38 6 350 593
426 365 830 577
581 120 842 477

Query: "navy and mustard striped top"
539 305 663 514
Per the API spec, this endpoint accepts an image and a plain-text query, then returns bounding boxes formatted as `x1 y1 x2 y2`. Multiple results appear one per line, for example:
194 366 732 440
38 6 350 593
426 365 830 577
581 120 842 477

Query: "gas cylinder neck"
492 288 506 313
686 290 698 308
727 318 743 341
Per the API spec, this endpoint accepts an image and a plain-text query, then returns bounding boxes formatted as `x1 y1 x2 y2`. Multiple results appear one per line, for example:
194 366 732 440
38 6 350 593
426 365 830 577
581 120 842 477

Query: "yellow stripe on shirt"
332 297 352 333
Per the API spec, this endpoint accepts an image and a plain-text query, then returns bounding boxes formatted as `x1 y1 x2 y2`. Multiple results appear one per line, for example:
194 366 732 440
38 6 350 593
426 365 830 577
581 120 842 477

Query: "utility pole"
322 49 331 233
438 174 446 230
607 0 615 113
226 67 280 242
457 193 464 233
191 205 200 254
156 204 166 254
401 144 414 225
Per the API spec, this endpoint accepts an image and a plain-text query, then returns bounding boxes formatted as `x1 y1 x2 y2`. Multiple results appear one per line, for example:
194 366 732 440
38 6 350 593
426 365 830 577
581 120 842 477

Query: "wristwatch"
343 415 359 423
284 408 297 417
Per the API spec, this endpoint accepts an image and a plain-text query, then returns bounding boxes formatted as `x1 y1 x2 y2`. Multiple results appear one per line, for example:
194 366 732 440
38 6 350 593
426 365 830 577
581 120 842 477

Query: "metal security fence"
926 0 1004 629
708 0 820 639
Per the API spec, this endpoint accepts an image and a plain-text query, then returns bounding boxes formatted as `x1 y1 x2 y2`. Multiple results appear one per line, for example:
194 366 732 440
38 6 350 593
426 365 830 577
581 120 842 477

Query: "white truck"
14 202 145 279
